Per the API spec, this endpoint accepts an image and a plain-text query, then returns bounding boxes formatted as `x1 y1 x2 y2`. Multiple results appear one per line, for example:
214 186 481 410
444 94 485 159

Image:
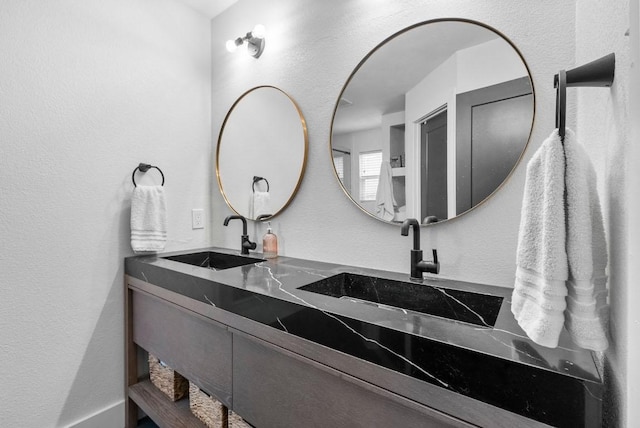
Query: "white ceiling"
177 0 238 18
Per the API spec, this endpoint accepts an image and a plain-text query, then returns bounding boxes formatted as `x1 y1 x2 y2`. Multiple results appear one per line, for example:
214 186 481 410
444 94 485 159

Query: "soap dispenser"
262 222 278 259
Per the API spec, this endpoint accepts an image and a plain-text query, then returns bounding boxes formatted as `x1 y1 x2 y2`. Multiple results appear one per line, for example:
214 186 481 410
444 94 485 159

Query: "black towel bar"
132 163 165 187
554 53 615 142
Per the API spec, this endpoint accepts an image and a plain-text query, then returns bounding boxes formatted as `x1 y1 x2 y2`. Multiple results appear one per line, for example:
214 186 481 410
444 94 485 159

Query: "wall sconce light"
226 24 266 58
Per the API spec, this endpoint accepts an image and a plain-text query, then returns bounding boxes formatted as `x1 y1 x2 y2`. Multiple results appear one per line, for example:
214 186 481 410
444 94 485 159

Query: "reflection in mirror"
331 19 534 225
217 86 308 220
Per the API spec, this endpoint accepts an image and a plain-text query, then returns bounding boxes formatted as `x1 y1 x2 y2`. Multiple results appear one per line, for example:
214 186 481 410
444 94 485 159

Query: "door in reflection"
421 109 448 222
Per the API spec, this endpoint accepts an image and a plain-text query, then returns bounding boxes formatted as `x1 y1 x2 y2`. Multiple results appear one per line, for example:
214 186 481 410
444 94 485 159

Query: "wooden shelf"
129 379 206 428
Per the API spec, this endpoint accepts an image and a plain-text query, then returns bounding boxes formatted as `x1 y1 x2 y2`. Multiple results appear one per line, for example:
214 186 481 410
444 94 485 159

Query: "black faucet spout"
401 218 420 250
224 215 248 234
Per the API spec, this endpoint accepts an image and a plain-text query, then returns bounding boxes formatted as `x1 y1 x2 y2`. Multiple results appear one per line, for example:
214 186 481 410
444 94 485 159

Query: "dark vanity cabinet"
126 249 603 428
125 278 470 428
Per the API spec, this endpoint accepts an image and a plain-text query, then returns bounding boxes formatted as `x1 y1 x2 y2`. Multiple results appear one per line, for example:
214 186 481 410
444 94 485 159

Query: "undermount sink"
163 251 264 270
298 273 503 327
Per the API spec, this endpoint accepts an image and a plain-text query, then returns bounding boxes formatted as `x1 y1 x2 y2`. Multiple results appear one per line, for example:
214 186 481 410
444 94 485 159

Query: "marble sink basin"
163 251 264 271
298 273 503 327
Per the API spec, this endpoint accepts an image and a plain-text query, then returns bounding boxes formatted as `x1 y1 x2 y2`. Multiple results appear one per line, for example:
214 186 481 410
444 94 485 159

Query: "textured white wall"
575 1 636 426
210 0 575 286
627 3 640 426
621 0 640 426
0 0 211 426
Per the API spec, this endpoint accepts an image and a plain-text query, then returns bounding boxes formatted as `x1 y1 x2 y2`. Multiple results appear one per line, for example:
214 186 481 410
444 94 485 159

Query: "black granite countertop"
125 247 603 428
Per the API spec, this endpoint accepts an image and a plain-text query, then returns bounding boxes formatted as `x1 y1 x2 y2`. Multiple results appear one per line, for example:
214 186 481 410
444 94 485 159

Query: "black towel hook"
554 53 615 142
252 176 269 193
132 163 165 187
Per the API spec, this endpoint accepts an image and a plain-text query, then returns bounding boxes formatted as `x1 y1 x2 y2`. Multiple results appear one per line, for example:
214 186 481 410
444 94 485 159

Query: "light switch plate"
192 209 204 229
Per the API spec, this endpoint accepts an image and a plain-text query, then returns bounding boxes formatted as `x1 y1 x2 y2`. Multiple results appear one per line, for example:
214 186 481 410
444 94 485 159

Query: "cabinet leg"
126 398 139 428
125 283 139 427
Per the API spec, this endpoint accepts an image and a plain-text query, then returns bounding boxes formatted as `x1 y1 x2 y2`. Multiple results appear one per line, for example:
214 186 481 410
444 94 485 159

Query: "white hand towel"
250 191 271 219
375 161 396 221
512 129 609 351
130 185 167 252
511 130 568 348
563 129 609 351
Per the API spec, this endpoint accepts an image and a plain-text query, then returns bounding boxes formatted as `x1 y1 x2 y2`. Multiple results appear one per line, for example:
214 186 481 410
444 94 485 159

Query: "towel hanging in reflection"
250 191 271 219
375 161 396 221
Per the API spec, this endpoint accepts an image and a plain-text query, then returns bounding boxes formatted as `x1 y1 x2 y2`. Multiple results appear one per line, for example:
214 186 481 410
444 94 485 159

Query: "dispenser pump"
262 221 278 259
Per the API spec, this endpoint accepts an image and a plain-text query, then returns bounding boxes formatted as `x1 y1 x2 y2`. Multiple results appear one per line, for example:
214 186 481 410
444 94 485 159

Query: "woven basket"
189 382 228 428
229 410 252 428
148 354 188 401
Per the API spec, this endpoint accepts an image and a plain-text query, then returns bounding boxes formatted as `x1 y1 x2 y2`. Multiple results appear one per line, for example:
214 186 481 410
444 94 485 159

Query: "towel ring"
554 53 615 143
252 176 269 192
132 163 165 187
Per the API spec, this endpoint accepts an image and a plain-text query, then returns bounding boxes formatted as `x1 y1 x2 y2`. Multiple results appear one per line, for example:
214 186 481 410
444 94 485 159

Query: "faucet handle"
432 249 440 274
243 238 257 251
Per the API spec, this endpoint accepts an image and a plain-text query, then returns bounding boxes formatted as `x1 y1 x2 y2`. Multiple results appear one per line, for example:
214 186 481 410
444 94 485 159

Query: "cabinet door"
232 333 472 428
132 290 233 407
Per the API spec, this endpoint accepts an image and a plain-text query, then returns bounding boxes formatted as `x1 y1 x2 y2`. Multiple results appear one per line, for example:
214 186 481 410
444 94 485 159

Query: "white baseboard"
67 399 125 428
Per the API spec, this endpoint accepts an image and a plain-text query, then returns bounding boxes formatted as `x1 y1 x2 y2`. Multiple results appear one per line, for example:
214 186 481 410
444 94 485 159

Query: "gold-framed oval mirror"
217 86 308 220
330 19 535 225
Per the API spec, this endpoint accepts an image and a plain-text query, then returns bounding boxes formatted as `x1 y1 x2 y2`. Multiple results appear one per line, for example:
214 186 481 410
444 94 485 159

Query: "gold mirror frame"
329 18 536 226
217 86 308 220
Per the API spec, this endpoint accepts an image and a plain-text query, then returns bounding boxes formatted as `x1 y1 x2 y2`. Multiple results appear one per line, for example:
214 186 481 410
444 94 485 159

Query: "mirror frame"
217 85 309 220
329 18 536 226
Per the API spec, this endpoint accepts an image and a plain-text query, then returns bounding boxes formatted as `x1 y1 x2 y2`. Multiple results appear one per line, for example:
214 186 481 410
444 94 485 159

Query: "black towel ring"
132 163 165 187
252 176 269 192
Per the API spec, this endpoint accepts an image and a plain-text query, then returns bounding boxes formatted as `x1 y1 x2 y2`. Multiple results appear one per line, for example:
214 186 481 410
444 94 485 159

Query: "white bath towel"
375 161 396 221
250 191 271 219
563 129 609 351
130 185 167 252
512 129 609 351
511 130 569 348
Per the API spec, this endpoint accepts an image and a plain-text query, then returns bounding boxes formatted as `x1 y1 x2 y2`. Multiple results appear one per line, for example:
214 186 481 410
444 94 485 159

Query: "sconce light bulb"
252 24 266 39
227 27 264 58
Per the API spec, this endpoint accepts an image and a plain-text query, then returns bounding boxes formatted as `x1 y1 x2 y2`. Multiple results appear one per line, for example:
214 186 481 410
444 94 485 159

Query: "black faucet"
400 218 439 280
223 215 257 255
